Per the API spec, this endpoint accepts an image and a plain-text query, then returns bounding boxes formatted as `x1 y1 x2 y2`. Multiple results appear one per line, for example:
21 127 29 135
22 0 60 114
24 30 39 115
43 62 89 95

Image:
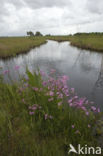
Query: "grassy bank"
47 33 103 52
0 68 102 155
70 33 103 52
1 33 103 59
46 36 71 42
0 37 47 58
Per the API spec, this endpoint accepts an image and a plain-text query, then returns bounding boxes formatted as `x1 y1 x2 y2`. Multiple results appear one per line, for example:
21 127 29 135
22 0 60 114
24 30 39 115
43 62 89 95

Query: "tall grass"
70 34 103 52
0 37 47 58
0 67 102 155
46 35 71 42
47 33 103 52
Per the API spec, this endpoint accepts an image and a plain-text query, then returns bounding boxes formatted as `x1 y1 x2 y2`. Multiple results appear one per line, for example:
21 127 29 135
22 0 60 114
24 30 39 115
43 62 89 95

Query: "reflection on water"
0 40 103 108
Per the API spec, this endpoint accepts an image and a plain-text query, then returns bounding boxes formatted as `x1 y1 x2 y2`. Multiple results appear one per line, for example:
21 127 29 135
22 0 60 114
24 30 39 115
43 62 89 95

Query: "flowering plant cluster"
1 67 102 155
15 68 100 137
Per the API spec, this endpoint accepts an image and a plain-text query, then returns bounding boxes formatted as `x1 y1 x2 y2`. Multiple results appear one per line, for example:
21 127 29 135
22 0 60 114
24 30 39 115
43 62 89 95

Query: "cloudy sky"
0 0 103 36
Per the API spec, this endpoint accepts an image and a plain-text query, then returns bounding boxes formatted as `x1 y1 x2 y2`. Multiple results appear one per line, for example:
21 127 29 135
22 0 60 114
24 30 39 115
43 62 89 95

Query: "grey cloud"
24 0 72 9
0 0 103 36
86 0 103 14
0 0 72 10
0 0 25 9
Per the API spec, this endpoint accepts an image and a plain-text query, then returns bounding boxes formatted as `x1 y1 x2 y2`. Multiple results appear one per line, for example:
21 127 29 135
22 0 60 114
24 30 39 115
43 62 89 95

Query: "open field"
0 37 47 58
0 68 102 155
47 33 103 52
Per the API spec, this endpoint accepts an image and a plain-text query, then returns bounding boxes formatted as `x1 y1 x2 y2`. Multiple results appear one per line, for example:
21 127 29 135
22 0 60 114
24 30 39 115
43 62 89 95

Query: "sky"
0 0 103 36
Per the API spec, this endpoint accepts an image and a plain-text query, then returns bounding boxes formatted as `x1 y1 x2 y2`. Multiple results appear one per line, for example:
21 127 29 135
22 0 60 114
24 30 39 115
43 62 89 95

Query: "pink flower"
74 96 78 99
81 106 87 111
14 65 20 70
85 100 89 104
88 124 91 128
39 88 43 92
57 92 60 95
68 99 73 103
78 98 86 107
97 108 100 113
71 88 74 93
29 111 34 115
22 98 25 103
40 70 46 76
63 85 68 89
91 106 96 112
58 93 63 99
62 75 69 81
3 70 9 74
72 125 75 128
49 91 54 96
42 81 47 86
69 103 73 107
75 130 80 134
48 98 54 102
32 106 37 110
86 111 89 116
49 115 53 119
44 114 53 120
58 102 62 106
32 87 39 91
44 114 48 120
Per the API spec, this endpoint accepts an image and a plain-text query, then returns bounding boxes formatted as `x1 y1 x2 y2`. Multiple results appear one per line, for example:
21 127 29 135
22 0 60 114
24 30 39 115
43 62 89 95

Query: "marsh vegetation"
48 33 103 52
0 33 103 59
0 68 101 155
0 37 46 58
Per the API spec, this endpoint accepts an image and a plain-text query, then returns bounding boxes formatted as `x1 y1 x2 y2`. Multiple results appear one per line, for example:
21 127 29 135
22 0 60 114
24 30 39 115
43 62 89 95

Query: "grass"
47 33 103 52
69 33 103 52
46 35 71 42
0 68 102 155
0 36 47 58
1 33 103 59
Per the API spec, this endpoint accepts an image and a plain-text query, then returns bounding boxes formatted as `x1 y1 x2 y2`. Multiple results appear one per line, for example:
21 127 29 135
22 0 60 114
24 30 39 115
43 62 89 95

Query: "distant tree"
35 31 43 36
27 31 34 36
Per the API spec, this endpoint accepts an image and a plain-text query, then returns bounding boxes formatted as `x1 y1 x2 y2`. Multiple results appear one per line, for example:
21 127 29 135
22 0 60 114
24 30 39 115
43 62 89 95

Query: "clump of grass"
0 36 47 58
0 67 102 155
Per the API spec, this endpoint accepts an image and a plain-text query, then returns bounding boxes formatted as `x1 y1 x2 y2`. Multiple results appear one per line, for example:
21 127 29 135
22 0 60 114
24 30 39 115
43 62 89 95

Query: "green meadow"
0 37 46 58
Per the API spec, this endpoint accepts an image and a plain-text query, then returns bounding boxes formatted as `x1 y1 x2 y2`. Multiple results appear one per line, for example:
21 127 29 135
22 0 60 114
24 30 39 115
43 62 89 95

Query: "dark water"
0 40 103 109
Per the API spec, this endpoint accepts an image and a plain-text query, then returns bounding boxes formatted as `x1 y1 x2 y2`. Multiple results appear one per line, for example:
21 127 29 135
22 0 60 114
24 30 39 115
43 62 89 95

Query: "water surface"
0 40 103 108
